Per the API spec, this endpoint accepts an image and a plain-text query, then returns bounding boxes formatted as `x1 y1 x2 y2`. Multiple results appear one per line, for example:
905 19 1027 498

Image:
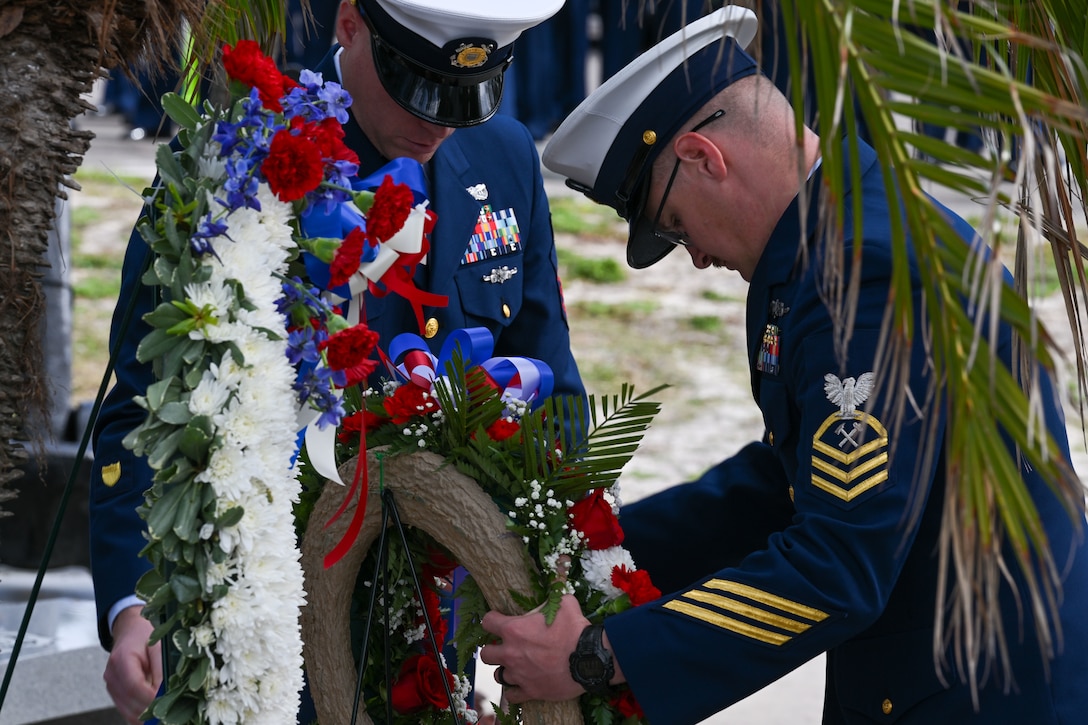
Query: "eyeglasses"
650 109 726 248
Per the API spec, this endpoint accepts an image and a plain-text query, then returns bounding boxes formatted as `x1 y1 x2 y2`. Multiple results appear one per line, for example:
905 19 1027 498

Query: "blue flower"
318 82 352 125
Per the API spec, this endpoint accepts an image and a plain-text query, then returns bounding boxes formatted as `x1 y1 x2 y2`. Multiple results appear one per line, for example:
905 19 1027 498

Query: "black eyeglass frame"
649 108 726 248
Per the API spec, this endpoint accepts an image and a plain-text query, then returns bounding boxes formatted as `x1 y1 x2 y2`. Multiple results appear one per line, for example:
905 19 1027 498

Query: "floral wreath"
126 40 662 725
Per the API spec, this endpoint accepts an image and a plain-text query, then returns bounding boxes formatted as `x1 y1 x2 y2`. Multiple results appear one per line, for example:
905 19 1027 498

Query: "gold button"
788 485 794 502
882 699 893 715
424 317 439 338
501 303 511 319
642 129 657 145
768 431 774 445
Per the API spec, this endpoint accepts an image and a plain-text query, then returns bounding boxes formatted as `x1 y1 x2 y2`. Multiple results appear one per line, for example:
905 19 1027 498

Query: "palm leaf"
543 384 668 498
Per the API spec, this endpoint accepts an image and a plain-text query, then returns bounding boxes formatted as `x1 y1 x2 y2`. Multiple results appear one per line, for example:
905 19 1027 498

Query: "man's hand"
103 605 161 725
479 594 590 704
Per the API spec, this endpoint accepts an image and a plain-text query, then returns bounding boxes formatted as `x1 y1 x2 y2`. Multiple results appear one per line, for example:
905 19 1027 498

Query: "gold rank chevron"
662 579 829 646
810 412 889 502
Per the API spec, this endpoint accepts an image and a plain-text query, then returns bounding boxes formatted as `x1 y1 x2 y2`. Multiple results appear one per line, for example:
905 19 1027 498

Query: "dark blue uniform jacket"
611 141 1088 724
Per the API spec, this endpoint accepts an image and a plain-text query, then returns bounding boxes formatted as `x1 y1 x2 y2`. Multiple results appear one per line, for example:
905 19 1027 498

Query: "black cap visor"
625 179 677 269
370 31 508 127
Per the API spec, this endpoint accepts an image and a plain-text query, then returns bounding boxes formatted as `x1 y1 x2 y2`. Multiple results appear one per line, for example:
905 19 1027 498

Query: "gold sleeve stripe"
811 451 888 482
812 470 889 502
703 579 829 622
663 601 792 646
812 436 887 464
682 590 812 633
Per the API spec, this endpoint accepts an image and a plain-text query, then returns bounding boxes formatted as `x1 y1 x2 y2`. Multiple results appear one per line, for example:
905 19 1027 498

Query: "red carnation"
319 324 379 387
336 409 390 444
611 565 661 607
367 174 415 243
485 417 521 442
568 488 624 550
263 129 324 201
314 116 359 165
329 227 369 287
611 687 646 719
383 383 438 425
389 653 457 714
222 40 298 112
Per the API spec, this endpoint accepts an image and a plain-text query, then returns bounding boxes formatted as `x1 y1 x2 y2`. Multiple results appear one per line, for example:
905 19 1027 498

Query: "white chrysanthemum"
205 556 238 591
184 279 235 322
254 184 296 233
197 443 251 501
189 370 233 417
580 546 636 600
198 142 227 181
204 686 242 725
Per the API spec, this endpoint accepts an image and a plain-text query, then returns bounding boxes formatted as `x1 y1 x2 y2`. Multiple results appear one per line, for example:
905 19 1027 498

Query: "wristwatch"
568 623 615 696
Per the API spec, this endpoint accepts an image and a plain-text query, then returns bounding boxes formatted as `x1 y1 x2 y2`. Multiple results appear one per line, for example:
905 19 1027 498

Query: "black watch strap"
568 623 615 696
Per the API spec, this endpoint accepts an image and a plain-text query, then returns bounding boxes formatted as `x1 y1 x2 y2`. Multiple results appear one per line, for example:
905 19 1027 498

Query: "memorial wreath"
126 40 662 725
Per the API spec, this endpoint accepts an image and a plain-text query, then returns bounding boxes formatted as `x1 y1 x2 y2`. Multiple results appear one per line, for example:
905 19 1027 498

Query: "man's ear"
336 0 364 48
674 132 727 181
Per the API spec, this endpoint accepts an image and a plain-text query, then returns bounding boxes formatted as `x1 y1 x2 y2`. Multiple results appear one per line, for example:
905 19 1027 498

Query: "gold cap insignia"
451 43 493 69
102 461 121 487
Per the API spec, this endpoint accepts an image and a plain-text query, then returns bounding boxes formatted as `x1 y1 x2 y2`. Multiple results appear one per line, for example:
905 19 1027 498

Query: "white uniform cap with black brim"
357 0 564 127
542 6 760 268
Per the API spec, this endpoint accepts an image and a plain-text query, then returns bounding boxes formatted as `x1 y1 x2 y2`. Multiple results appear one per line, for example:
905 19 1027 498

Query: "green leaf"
162 92 203 131
145 302 191 330
154 144 188 190
217 505 245 528
172 487 203 543
147 429 185 471
137 329 182 364
178 416 214 462
145 378 177 411
145 482 188 539
170 574 203 604
187 656 211 691
157 401 193 426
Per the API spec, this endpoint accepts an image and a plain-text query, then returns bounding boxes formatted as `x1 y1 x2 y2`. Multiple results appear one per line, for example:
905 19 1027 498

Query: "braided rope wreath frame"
300 449 583 724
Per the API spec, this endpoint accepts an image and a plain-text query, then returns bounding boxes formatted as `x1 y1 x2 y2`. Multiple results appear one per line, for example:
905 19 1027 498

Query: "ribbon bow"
385 328 554 409
299 157 448 331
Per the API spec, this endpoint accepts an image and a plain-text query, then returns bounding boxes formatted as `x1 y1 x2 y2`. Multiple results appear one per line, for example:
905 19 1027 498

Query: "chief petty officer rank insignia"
811 371 890 506
462 204 521 264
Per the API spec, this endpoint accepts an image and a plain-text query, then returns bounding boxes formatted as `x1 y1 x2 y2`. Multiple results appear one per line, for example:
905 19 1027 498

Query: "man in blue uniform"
479 7 1088 724
89 1 582 722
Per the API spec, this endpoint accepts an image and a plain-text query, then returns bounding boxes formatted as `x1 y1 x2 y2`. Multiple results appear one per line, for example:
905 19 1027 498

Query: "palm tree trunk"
0 3 99 513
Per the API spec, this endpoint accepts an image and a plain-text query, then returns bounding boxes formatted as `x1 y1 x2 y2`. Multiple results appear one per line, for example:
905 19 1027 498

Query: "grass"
550 196 624 237
687 315 722 333
557 248 626 283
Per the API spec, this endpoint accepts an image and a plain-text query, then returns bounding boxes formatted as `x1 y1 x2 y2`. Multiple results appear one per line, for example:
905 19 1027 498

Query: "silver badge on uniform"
483 266 518 284
466 183 489 201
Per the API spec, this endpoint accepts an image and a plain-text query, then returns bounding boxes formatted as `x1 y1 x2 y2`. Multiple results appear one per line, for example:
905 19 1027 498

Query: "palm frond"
757 0 1088 694
547 384 668 497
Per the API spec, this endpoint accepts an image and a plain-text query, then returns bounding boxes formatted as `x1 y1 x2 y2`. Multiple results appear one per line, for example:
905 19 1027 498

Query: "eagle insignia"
811 370 888 506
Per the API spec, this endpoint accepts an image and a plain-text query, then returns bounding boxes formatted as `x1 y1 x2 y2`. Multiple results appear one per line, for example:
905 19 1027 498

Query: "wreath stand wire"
350 464 464 723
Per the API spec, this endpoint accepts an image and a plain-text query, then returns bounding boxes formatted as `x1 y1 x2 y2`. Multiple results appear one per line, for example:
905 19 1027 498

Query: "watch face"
574 654 607 681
